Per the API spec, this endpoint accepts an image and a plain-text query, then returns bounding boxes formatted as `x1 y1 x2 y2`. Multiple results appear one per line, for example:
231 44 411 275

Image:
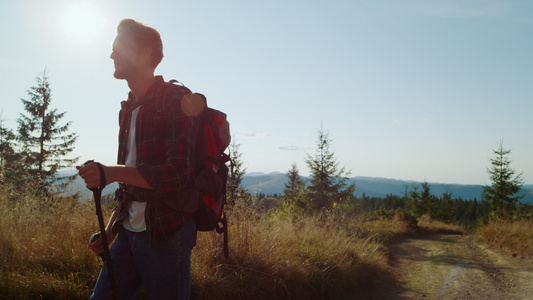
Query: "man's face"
110 32 142 80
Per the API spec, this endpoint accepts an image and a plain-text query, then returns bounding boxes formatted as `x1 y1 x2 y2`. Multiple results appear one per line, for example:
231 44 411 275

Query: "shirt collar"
122 76 166 110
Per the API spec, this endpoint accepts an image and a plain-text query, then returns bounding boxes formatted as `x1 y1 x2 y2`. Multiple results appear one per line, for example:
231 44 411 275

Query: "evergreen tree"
282 163 307 209
305 127 355 211
419 182 439 218
438 191 456 223
482 140 524 219
404 184 421 216
384 194 403 211
16 70 79 189
454 198 467 221
0 116 28 185
227 139 248 205
0 117 14 173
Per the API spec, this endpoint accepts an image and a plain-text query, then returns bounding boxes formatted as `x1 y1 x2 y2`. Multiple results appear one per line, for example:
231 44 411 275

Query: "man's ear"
140 46 153 66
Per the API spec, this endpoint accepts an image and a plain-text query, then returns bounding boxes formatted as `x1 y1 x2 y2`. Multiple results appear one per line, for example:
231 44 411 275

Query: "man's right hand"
88 231 116 256
77 162 108 190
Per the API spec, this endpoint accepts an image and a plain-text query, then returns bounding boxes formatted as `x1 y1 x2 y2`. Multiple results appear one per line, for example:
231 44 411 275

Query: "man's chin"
113 71 127 80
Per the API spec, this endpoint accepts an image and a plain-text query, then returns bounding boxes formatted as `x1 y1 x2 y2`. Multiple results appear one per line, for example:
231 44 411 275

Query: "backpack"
168 80 232 259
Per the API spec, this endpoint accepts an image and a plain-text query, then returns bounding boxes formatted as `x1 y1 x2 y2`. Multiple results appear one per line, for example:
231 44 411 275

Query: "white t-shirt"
122 106 147 232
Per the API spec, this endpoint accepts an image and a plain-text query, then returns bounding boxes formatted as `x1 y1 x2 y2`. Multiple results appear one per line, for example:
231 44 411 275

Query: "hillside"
243 173 533 204
62 170 533 203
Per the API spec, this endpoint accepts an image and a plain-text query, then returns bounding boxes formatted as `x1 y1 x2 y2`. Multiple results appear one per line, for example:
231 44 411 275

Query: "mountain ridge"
243 173 533 204
59 170 533 204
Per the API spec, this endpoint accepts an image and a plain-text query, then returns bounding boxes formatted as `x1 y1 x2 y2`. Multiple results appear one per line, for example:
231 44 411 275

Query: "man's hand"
77 162 107 189
88 231 116 256
78 163 154 190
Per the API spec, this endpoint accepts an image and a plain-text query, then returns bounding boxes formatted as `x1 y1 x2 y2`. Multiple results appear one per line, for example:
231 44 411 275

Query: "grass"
191 204 408 299
477 218 533 258
417 214 467 235
0 182 101 299
0 183 467 299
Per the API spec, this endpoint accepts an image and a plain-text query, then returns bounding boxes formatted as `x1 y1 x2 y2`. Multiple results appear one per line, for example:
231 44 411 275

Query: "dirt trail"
383 234 533 300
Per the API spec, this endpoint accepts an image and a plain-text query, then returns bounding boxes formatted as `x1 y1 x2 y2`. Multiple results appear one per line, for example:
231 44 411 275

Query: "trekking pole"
84 160 117 300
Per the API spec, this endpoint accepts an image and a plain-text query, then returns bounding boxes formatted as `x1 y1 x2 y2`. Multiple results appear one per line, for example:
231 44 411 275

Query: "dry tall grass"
1 184 436 299
191 204 417 300
477 218 533 258
0 182 102 299
417 214 467 235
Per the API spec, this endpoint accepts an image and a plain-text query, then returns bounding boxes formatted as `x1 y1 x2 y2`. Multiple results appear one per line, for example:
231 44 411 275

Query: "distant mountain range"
244 172 533 204
63 170 533 204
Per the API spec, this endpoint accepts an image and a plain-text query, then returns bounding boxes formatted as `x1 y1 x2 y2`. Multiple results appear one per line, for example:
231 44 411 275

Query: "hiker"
77 18 200 299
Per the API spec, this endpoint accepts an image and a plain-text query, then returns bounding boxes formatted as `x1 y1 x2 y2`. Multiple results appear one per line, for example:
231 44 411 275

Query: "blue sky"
1 0 532 185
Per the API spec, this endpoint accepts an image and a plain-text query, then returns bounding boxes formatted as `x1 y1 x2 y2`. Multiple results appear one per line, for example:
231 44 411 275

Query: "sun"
61 2 105 43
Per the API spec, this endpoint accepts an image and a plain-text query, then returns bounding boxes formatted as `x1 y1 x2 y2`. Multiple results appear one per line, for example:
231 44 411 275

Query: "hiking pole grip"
83 160 107 192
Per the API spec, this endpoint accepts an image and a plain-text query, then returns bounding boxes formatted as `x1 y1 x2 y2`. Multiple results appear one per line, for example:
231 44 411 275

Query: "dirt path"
383 234 533 300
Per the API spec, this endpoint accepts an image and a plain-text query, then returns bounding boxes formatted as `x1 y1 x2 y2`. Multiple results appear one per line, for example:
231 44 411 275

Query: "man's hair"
117 19 164 69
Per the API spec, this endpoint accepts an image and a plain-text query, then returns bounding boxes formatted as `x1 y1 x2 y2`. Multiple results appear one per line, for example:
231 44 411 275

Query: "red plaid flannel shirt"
112 76 198 244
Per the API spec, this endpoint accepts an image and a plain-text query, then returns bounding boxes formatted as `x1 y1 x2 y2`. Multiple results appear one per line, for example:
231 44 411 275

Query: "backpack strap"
217 212 229 259
166 80 206 117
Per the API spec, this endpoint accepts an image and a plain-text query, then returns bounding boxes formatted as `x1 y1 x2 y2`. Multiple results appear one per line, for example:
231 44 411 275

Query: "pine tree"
283 163 307 209
305 127 355 211
438 191 456 223
226 140 248 205
419 182 439 218
0 117 14 173
482 140 524 219
0 115 28 185
16 70 79 190
403 184 421 216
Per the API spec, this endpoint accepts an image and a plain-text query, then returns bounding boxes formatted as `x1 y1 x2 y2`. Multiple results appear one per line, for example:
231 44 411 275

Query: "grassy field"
477 218 533 258
1 182 516 300
191 205 415 300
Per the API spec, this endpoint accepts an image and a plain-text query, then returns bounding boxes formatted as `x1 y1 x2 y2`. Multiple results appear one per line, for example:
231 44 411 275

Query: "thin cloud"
237 131 271 138
279 145 306 151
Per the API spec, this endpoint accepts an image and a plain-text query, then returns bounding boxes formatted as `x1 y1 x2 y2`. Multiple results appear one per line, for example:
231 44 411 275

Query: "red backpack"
168 80 231 258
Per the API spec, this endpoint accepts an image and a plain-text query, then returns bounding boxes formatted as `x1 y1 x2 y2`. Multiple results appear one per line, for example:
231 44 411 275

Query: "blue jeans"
90 220 197 300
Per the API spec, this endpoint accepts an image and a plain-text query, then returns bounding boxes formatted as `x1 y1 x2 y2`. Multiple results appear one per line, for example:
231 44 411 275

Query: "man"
78 19 201 299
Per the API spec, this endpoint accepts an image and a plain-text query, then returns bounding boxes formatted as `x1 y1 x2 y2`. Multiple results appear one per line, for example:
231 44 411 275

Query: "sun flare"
61 2 105 43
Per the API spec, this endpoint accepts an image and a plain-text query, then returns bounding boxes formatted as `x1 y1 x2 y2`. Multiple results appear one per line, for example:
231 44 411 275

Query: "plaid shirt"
112 76 199 244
